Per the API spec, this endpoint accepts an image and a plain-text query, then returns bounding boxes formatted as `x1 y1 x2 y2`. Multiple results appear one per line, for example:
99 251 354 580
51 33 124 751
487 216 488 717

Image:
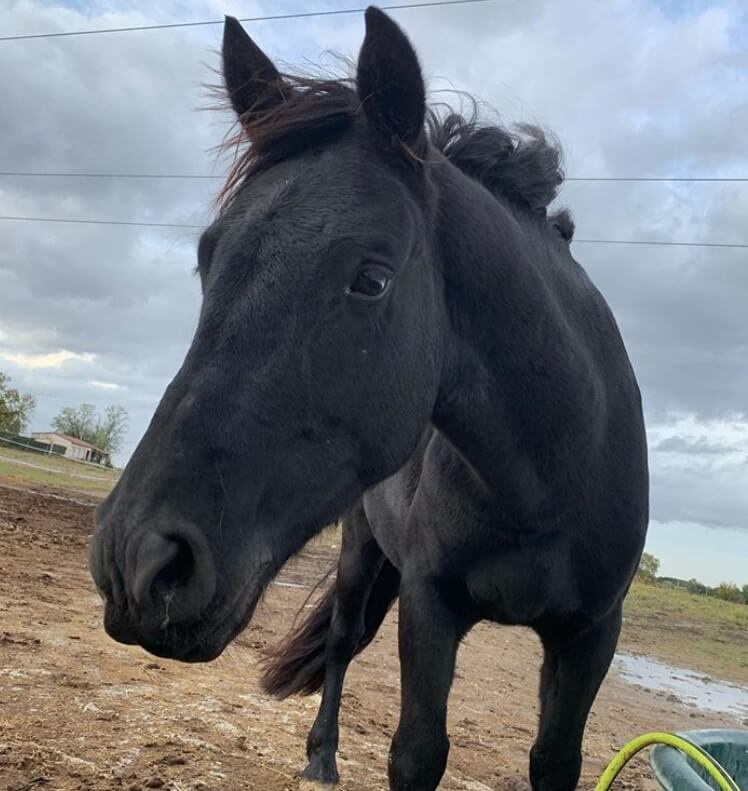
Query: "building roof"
33 431 109 455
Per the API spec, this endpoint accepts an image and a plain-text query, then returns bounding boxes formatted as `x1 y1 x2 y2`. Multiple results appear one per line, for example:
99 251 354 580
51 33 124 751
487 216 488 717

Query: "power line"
0 0 497 42
566 177 748 183
574 238 748 250
0 171 217 180
0 215 201 230
1 214 746 248
0 170 746 183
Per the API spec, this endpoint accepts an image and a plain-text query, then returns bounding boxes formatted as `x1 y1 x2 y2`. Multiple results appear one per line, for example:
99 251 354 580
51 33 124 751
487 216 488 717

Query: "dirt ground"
0 478 740 791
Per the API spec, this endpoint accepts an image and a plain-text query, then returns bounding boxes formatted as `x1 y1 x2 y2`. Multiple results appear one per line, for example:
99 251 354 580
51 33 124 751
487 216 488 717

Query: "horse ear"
222 16 284 119
356 7 426 147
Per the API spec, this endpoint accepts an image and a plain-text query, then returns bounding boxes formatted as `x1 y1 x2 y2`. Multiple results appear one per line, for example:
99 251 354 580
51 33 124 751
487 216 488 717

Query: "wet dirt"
613 654 748 720
0 477 740 790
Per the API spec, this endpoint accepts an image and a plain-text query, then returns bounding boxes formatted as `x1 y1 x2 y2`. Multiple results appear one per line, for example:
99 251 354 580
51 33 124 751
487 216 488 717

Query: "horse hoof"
299 781 337 791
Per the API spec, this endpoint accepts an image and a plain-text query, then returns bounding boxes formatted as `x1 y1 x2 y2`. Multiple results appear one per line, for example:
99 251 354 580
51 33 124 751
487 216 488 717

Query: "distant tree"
686 578 708 596
657 576 689 590
53 403 96 441
93 405 129 456
636 552 660 584
713 582 743 604
0 372 36 434
743 585 748 606
53 403 128 454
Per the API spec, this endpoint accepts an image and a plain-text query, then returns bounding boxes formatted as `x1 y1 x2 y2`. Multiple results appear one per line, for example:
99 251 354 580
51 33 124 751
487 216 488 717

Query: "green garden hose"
595 731 742 791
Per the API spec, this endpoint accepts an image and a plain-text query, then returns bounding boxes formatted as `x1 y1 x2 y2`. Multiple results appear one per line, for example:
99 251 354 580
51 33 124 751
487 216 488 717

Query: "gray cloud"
1 0 746 538
654 435 741 454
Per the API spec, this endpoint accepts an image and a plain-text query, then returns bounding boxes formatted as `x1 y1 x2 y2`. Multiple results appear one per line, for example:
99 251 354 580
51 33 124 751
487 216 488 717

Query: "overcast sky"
1 0 747 585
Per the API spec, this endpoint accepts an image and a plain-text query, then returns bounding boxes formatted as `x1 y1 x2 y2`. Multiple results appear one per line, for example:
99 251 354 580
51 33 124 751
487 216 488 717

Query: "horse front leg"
301 508 385 789
530 603 623 791
388 577 471 791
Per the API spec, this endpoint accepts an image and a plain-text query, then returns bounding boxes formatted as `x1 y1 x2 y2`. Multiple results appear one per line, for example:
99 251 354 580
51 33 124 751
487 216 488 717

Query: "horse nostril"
152 537 194 598
132 529 216 621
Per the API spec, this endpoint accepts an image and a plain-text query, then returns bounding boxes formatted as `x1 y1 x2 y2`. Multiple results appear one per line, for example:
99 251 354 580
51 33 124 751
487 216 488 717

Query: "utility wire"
0 215 202 230
0 171 218 180
566 177 748 183
1 171 745 183
1 214 746 248
0 0 497 42
574 239 748 250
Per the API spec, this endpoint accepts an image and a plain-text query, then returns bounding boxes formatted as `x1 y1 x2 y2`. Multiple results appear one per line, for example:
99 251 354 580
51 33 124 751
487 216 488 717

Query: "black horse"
90 8 648 790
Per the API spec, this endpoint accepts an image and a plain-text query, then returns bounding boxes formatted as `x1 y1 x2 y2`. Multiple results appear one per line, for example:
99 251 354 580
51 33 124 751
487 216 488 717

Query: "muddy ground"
0 478 739 790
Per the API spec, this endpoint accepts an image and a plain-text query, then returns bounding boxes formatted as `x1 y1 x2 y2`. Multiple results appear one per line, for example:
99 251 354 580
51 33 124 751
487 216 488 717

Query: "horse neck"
430 161 572 505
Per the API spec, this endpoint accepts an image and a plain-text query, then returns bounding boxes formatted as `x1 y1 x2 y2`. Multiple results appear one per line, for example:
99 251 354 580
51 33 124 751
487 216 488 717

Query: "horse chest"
368 470 576 625
462 537 574 624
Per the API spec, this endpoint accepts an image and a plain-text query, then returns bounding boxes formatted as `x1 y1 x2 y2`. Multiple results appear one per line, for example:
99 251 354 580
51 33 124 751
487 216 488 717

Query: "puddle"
613 653 748 720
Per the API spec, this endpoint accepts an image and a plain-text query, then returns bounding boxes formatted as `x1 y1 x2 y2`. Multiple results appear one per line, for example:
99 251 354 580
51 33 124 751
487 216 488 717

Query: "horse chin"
104 587 265 664
189 589 265 662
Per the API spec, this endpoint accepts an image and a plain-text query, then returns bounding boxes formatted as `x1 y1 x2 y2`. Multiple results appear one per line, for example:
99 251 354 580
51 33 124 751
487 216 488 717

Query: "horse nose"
132 526 216 623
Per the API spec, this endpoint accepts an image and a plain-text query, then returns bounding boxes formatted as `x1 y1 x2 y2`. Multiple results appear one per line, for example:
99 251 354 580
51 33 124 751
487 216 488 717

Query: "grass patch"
0 444 117 475
622 581 748 685
0 446 117 497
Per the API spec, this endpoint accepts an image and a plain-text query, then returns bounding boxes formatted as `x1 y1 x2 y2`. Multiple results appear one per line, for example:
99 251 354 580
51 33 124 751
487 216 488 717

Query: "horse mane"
427 109 565 216
214 74 359 208
215 73 572 239
548 208 575 241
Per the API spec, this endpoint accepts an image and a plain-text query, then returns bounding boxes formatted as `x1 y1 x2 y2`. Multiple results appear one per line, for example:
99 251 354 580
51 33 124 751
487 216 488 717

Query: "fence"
0 431 66 456
0 432 119 473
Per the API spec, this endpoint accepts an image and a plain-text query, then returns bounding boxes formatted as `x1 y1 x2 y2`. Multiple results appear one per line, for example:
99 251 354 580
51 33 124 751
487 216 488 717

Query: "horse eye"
347 266 392 300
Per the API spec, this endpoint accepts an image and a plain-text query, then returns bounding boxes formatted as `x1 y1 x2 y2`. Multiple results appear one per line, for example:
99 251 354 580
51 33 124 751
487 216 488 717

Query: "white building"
32 431 111 466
